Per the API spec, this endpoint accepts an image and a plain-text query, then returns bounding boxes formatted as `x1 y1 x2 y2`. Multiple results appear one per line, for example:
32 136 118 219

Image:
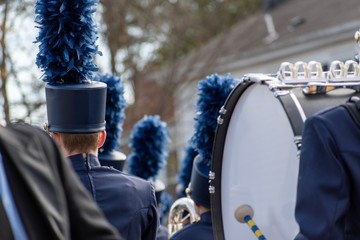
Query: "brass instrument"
167 188 199 237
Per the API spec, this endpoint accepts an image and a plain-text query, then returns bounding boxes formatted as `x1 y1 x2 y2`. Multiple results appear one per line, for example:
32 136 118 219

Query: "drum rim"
210 81 253 240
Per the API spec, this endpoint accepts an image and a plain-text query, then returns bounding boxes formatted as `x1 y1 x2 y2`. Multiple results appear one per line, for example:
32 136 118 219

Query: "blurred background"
1 0 360 201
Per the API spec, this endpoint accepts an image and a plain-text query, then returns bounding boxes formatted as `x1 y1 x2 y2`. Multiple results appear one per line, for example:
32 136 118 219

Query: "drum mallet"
235 204 267 240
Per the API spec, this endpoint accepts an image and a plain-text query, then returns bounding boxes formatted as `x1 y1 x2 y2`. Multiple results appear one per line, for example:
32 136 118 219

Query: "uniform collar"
68 153 101 170
200 211 212 223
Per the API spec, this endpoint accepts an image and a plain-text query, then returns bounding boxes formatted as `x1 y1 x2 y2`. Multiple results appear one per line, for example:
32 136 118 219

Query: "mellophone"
209 60 360 239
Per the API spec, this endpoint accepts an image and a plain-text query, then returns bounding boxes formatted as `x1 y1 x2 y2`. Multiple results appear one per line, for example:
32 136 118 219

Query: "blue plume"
35 0 101 84
177 144 198 196
97 74 127 153
128 115 170 180
160 191 173 225
190 73 237 166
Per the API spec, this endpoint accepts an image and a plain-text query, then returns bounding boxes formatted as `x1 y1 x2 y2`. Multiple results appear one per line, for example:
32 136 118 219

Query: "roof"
145 0 360 84
215 0 360 72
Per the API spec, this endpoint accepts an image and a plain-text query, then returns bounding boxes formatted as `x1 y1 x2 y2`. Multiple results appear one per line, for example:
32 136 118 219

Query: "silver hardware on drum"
219 106 227 115
243 73 279 84
294 135 302 158
209 171 215 180
273 90 290 97
217 116 224 125
273 60 360 95
209 185 215 194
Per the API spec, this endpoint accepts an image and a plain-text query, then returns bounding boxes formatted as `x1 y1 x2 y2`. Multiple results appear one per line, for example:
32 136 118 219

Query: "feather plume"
160 191 173 224
190 73 237 166
97 74 127 153
177 144 198 195
128 115 170 180
35 0 101 84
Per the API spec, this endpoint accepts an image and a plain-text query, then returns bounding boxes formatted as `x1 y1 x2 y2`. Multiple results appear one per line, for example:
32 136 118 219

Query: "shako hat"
189 73 237 209
35 0 106 133
97 74 127 171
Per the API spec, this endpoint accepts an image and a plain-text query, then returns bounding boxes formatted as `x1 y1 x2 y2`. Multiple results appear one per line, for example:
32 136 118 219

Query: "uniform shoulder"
306 105 348 124
169 221 202 240
115 171 155 193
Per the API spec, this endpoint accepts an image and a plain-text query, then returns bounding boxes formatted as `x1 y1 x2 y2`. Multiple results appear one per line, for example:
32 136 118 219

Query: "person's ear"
51 132 61 145
97 130 106 148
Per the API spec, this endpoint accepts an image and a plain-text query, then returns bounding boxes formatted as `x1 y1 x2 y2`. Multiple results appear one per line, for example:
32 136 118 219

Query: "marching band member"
169 74 236 240
128 115 171 240
35 0 159 239
294 98 360 239
169 156 213 240
0 122 122 240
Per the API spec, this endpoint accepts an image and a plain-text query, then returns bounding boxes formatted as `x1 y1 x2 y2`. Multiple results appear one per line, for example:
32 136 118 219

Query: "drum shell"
211 80 360 240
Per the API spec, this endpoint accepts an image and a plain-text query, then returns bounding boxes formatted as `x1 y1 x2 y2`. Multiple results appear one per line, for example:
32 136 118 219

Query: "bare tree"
0 2 10 122
0 0 45 124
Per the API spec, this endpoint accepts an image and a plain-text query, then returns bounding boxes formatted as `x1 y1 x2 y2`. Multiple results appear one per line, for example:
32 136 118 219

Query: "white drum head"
221 83 299 239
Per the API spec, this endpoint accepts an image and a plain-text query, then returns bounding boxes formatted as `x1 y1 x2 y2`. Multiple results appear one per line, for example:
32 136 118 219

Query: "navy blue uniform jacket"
169 211 213 240
0 124 121 240
295 106 360 239
69 153 159 240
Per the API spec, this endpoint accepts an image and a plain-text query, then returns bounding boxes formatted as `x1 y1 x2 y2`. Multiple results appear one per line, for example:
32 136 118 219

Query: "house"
126 0 360 187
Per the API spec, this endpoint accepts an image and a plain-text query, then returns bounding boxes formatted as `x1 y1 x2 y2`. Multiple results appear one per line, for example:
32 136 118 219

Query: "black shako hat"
35 0 106 133
190 155 211 209
45 83 106 133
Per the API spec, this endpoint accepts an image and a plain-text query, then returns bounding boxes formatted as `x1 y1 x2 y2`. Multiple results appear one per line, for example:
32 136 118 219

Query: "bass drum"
210 74 360 240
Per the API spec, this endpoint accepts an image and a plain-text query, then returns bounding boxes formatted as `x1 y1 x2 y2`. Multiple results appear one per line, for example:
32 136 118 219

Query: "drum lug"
273 90 290 97
294 135 302 158
209 171 215 194
219 106 227 115
209 171 215 180
209 185 215 194
217 106 227 125
217 115 224 125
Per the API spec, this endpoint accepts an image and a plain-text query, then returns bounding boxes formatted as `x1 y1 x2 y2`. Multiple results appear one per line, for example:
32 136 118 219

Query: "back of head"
59 132 101 154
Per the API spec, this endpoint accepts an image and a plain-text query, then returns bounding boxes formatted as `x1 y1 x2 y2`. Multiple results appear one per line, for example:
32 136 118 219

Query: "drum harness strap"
343 96 360 128
276 91 305 157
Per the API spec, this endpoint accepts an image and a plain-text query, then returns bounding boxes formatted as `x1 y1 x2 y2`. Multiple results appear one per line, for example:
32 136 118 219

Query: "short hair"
59 132 100 153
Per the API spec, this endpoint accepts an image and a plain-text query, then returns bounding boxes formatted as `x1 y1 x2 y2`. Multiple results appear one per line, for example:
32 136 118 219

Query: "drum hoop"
277 90 307 136
210 81 254 240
